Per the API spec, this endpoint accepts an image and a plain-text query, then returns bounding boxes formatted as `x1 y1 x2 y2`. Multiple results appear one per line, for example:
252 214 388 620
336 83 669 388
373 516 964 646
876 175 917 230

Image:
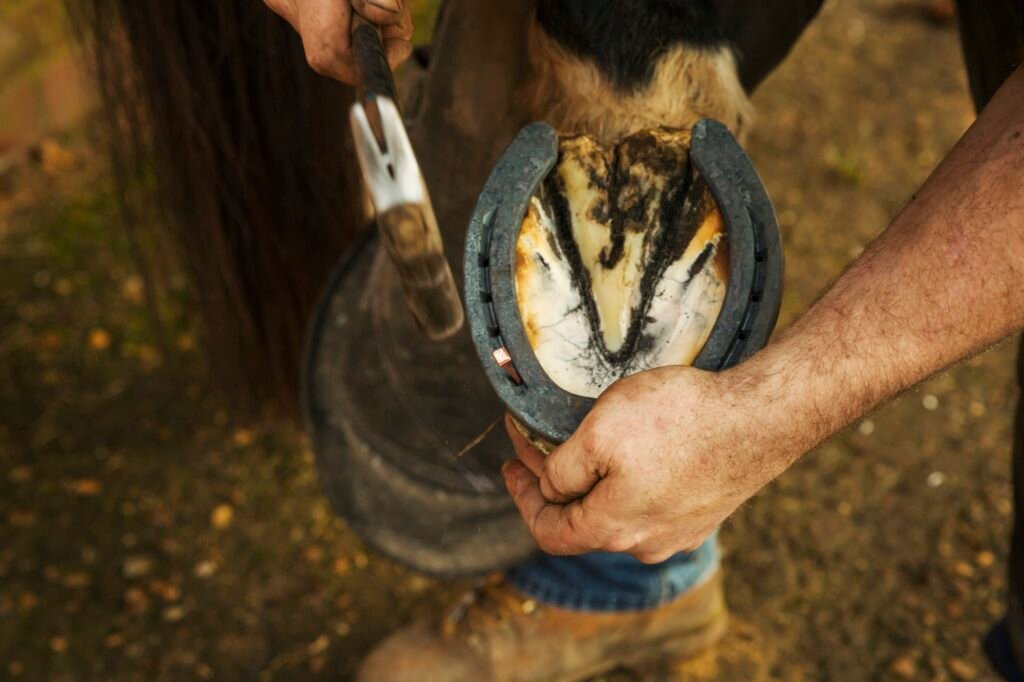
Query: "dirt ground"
0 0 1018 680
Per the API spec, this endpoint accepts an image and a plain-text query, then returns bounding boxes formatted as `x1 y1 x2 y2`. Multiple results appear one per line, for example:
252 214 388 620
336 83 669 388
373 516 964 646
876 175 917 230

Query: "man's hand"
264 0 414 84
502 365 798 564
502 64 1024 563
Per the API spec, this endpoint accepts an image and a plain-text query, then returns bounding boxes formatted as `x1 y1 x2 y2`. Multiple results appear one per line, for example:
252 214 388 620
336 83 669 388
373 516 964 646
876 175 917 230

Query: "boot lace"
443 575 538 638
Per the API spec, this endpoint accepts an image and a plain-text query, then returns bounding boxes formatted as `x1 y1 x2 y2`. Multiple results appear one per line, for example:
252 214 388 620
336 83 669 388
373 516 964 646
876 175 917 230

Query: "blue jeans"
506 533 719 612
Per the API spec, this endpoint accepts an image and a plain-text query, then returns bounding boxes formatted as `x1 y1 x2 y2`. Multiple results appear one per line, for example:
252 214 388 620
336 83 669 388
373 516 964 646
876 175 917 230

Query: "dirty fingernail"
368 0 400 13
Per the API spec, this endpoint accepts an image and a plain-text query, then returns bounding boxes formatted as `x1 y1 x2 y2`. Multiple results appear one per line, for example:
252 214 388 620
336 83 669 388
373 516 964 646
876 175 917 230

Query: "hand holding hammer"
263 1 462 339
348 14 465 340
263 0 414 85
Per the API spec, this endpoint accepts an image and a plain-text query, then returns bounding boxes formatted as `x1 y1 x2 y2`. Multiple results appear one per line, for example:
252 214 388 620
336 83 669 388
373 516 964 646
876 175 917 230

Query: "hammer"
349 16 464 341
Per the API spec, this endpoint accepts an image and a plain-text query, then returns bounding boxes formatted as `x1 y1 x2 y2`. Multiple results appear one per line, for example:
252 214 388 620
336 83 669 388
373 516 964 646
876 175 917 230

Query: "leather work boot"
356 571 727 681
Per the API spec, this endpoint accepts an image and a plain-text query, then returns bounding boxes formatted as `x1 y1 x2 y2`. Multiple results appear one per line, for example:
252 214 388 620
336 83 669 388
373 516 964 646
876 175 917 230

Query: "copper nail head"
492 347 522 385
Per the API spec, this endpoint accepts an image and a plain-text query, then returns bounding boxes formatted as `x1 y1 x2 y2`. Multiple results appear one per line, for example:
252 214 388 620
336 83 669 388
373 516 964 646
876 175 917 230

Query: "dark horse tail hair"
67 0 365 418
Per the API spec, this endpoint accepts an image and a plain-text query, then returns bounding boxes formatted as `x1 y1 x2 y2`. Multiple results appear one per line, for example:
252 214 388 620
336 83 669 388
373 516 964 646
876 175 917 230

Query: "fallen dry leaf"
8 465 32 483
193 560 218 579
307 635 330 656
137 345 162 370
63 572 90 589
210 504 234 529
405 576 430 593
8 510 36 527
67 478 102 496
231 429 254 447
120 276 145 304
952 561 975 579
125 587 150 614
38 331 62 350
87 328 111 351
948 657 977 680
890 655 916 679
162 605 185 622
123 555 153 579
148 579 181 602
18 593 38 611
38 139 76 175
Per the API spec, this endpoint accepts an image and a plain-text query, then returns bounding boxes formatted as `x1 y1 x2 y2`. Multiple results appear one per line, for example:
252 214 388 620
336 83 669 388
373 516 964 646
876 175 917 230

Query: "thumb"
540 432 604 504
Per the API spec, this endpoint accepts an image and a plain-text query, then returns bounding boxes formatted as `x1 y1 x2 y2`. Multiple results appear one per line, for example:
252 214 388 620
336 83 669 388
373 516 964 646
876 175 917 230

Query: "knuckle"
630 527 648 542
391 39 413 59
565 503 586 534
399 16 415 38
579 421 608 456
352 0 377 14
606 529 643 554
304 48 336 75
539 475 562 502
541 462 569 498
603 535 633 554
263 0 287 15
588 517 624 550
536 535 567 556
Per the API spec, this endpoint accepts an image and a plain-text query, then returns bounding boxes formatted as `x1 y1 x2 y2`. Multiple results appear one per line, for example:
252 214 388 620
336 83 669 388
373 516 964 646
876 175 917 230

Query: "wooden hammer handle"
376 203 465 340
351 14 400 106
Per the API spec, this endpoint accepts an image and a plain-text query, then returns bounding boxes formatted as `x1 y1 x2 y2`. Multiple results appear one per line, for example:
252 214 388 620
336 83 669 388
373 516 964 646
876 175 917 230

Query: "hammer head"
350 97 464 340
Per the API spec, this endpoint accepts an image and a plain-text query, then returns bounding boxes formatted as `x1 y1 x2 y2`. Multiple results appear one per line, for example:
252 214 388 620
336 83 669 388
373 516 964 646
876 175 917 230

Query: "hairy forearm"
740 64 1024 470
